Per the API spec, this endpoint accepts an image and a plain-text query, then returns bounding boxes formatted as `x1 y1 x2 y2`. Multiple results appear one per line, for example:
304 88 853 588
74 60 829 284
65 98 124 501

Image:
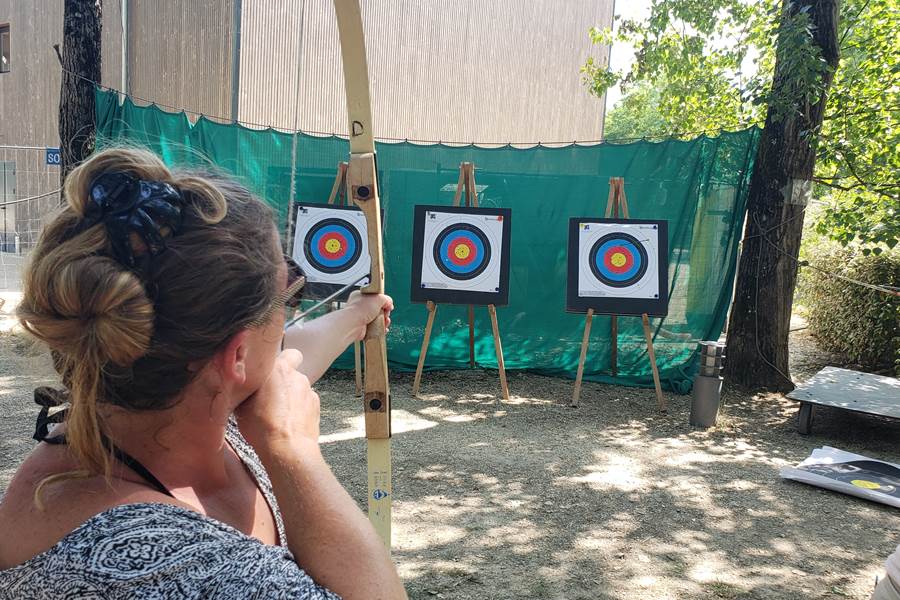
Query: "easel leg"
452 165 466 207
641 313 666 413
487 304 509 400
327 162 349 206
605 178 621 379
467 305 476 368
610 315 618 377
412 301 438 397
572 308 594 407
354 341 363 397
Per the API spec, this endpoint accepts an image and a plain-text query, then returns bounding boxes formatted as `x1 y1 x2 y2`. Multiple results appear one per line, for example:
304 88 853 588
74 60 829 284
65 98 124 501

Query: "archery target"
411 205 512 306
433 223 492 280
291 204 371 299
305 218 362 274
579 222 659 299
567 218 669 316
588 232 650 290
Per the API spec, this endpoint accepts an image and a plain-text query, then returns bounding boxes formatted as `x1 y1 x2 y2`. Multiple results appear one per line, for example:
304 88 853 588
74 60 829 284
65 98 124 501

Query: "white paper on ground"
779 446 900 509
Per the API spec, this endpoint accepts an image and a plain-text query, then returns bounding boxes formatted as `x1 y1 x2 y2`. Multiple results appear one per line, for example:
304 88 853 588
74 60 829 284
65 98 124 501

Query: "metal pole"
1 167 5 251
230 0 243 122
121 0 128 100
285 0 306 252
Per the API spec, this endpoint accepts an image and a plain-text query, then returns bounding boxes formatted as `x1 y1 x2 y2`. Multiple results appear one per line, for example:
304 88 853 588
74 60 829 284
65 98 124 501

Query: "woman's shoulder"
0 448 193 569
0 441 183 569
0 503 338 599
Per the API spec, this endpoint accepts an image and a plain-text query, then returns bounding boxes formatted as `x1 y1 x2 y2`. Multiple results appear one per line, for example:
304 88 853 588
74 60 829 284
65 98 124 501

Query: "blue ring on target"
304 218 362 274
589 232 648 288
433 223 492 280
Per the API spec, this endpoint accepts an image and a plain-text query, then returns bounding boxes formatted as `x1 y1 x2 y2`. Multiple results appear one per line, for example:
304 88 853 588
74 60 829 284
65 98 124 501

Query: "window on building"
1 161 13 196
0 25 9 73
1 161 15 252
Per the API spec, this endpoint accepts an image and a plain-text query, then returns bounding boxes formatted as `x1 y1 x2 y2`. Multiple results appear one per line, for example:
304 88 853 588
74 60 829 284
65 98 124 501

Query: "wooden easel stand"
412 162 510 400
571 177 665 412
412 300 510 400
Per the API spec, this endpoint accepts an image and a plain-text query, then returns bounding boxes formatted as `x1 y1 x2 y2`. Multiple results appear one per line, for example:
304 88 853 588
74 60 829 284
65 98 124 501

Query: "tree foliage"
602 81 668 140
585 0 899 249
814 0 899 251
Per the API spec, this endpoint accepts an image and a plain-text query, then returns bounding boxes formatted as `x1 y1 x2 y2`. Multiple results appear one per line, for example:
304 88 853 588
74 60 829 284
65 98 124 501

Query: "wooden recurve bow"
333 0 393 549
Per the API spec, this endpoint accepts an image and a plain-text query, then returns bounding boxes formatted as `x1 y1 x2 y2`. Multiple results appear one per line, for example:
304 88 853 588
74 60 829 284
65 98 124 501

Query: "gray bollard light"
690 341 724 428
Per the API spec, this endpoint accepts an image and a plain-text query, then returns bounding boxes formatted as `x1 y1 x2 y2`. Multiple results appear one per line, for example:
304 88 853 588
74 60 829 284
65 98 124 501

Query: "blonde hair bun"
19 255 153 367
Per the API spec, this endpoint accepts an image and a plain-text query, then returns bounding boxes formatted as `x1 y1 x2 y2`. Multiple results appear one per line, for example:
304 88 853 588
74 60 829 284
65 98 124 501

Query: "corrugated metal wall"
3 0 612 143
238 1 306 129
0 2 63 148
239 0 613 143
128 0 235 122
102 0 123 94
0 0 123 146
0 0 123 246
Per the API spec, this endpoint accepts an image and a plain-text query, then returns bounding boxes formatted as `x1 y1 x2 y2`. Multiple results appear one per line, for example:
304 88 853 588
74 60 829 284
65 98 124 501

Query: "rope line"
0 189 61 209
741 209 899 297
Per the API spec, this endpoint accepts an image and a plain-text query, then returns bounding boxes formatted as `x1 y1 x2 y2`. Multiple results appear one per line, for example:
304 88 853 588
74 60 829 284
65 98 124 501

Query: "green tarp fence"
96 88 760 393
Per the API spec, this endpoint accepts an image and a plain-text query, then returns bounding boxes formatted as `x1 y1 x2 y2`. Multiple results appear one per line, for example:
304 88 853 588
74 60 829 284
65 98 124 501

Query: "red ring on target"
317 232 349 259
603 245 634 274
447 236 478 266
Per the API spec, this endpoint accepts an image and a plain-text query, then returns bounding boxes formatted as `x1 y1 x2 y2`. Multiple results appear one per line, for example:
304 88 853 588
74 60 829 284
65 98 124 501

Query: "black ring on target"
432 223 492 280
303 217 363 274
589 232 648 288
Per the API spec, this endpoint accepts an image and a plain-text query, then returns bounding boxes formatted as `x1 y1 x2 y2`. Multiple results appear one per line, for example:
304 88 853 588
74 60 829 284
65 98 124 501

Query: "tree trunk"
725 0 840 391
58 0 102 188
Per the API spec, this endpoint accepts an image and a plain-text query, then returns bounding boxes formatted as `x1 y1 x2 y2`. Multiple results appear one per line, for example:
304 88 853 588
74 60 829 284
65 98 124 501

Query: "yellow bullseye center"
610 252 627 268
454 245 471 260
325 238 342 254
851 479 881 490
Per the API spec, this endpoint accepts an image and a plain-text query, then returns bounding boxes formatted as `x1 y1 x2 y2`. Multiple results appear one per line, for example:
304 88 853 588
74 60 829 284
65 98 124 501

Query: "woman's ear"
217 330 250 386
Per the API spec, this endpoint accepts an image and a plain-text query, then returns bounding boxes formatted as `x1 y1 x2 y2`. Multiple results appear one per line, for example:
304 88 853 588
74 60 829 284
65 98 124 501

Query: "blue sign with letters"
45 148 61 166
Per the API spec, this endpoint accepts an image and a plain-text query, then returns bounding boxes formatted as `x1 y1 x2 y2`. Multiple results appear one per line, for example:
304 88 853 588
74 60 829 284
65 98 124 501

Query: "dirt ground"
1 310 898 599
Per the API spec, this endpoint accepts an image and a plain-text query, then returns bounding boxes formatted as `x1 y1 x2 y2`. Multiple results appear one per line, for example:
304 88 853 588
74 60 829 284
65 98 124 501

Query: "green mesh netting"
96 88 760 393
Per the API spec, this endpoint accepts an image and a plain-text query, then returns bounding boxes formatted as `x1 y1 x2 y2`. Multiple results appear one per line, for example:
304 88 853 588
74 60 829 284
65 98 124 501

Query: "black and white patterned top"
0 423 340 599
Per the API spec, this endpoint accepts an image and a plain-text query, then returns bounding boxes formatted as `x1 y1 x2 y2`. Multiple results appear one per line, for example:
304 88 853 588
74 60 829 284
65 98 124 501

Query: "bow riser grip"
348 153 385 295
363 335 391 439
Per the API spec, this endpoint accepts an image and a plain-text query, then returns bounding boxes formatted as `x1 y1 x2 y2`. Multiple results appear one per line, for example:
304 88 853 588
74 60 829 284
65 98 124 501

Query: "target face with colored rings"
433 224 491 280
303 218 362 274
589 233 648 287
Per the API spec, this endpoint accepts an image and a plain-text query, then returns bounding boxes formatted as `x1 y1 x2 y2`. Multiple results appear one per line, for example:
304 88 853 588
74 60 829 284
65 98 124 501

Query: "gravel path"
1 316 897 599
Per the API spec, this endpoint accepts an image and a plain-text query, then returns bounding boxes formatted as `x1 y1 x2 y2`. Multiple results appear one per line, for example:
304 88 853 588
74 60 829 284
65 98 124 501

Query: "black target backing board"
566 218 669 316
411 204 512 306
291 203 378 302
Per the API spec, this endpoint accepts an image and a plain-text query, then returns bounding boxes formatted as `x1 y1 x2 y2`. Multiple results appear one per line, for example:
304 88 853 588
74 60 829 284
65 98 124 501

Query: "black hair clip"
83 172 185 267
32 386 69 443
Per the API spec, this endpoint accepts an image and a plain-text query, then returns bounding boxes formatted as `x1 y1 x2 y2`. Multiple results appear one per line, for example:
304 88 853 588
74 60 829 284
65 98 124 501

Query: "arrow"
284 275 369 331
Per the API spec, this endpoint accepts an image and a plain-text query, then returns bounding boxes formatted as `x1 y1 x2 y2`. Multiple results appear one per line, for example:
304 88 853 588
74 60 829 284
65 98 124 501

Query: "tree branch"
839 0 871 46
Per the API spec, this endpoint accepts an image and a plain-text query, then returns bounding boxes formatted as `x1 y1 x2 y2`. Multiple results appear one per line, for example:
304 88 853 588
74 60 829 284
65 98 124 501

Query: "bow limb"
333 0 392 549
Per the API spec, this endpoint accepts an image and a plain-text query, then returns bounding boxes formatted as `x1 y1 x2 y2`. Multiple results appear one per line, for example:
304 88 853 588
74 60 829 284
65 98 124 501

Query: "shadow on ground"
1 321 896 600
318 368 899 600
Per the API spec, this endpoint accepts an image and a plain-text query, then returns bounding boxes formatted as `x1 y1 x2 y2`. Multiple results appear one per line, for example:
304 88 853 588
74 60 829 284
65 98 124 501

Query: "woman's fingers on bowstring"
346 291 394 332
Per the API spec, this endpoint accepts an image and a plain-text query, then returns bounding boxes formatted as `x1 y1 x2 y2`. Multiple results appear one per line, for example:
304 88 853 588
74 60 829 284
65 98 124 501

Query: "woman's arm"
283 292 393 385
235 350 407 600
